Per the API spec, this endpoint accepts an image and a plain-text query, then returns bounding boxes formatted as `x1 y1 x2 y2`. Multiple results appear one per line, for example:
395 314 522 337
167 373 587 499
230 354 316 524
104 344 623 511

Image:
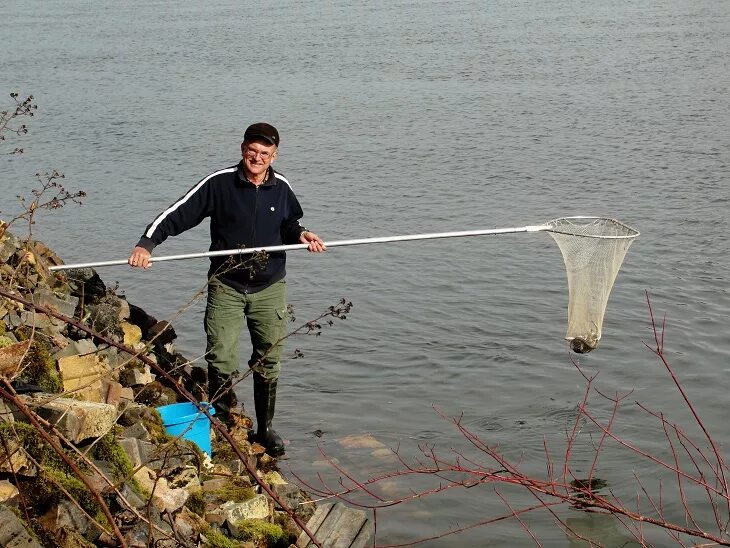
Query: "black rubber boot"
208 368 238 427
253 374 285 456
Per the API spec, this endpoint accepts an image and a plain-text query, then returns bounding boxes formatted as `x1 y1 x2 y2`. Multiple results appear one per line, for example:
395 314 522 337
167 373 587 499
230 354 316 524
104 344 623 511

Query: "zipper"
242 185 260 294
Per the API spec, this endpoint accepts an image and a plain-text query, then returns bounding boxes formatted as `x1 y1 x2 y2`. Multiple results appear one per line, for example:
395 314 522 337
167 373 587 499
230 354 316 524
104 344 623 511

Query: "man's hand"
128 246 152 268
299 231 326 252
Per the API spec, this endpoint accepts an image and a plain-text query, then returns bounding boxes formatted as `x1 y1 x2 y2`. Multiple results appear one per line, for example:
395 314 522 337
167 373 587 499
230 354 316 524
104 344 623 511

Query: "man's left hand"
300 231 326 252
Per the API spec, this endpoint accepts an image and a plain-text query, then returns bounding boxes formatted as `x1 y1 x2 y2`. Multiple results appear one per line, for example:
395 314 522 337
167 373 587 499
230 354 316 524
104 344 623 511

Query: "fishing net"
546 217 639 353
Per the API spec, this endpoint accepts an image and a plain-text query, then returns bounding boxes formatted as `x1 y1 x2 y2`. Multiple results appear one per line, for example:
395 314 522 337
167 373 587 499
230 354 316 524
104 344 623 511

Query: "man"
129 122 325 456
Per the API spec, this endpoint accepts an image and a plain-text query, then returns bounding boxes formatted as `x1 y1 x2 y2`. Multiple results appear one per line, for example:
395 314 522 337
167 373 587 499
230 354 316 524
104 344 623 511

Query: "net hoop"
545 216 640 240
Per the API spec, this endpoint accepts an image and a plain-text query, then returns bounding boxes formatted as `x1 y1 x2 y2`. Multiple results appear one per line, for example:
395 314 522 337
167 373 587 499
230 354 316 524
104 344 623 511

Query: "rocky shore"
0 225 317 547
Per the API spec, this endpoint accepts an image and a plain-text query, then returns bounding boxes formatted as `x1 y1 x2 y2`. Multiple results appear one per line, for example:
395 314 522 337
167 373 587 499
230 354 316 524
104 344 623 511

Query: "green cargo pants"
204 279 287 382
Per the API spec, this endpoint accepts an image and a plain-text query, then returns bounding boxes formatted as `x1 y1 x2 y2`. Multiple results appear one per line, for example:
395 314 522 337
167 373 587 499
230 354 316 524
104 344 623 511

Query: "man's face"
241 140 277 179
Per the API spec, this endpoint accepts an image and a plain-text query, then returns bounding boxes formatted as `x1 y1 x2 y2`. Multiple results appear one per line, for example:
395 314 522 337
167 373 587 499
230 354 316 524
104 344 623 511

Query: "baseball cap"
244 122 280 147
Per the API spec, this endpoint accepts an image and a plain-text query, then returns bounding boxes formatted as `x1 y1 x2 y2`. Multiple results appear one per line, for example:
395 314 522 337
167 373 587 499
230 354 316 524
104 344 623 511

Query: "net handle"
48 217 638 271
48 224 551 271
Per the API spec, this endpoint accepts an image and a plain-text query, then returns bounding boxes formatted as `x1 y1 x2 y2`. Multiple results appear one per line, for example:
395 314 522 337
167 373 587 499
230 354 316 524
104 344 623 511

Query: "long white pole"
48 224 551 271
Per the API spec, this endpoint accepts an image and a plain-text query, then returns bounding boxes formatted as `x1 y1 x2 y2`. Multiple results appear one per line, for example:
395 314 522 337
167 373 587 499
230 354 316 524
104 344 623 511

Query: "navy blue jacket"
137 162 306 293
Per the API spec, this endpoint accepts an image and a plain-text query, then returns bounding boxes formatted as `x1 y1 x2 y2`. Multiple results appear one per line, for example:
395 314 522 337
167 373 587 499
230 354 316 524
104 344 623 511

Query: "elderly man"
129 122 325 455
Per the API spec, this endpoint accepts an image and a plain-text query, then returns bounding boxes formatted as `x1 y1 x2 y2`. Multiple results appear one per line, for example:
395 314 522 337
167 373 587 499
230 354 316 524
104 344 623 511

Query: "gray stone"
206 494 271 524
117 482 148 510
32 288 78 318
120 366 155 387
0 233 20 263
0 504 43 547
119 438 155 468
31 396 117 443
0 481 19 506
53 338 98 360
18 310 56 331
39 500 90 538
167 466 200 491
122 422 151 441
133 466 189 513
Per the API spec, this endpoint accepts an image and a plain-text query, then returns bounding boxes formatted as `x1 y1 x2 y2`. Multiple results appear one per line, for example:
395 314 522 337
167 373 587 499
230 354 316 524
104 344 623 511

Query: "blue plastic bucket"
157 402 215 456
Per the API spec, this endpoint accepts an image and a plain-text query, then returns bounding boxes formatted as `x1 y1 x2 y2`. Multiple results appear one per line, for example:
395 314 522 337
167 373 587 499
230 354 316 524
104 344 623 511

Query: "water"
2 1 729 545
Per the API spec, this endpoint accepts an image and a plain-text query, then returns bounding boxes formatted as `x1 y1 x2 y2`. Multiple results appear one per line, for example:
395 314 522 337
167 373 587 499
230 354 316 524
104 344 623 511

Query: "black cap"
244 122 280 147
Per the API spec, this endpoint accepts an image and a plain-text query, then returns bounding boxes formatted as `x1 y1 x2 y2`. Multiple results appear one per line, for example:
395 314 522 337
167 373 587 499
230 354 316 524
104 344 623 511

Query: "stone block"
32 288 78 318
0 505 43 547
146 320 176 346
0 341 31 378
133 466 189 513
0 438 32 476
0 481 19 506
53 338 98 361
121 321 142 347
122 422 150 441
102 380 124 407
118 298 131 320
119 366 155 387
33 397 117 443
206 494 271 524
0 400 14 424
57 353 110 402
119 438 155 468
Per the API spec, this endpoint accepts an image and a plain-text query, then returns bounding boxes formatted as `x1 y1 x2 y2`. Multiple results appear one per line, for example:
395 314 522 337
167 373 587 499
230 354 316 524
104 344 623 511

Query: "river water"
2 1 729 545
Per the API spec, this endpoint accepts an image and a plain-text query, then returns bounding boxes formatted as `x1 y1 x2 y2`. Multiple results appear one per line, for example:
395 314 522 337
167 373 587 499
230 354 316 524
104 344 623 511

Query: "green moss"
144 408 172 444
12 334 62 393
0 422 65 470
0 335 14 348
213 477 255 503
233 519 286 546
185 490 206 516
40 468 101 518
91 433 133 479
203 528 243 548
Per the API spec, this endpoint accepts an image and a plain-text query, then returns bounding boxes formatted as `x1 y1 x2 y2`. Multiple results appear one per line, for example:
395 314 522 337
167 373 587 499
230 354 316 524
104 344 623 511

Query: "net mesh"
547 217 639 353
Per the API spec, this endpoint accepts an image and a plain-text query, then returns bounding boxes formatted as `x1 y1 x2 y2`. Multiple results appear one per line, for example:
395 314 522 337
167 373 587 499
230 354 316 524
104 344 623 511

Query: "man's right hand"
128 246 152 269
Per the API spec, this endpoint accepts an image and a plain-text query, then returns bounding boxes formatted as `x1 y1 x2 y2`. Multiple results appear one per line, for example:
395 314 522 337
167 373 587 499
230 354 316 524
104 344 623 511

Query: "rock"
0 481 19 505
0 400 14 424
102 379 125 407
271 483 316 522
263 470 287 485
0 341 31 378
339 433 386 449
168 466 201 491
82 460 117 494
118 298 130 320
128 304 158 337
206 494 271 524
133 466 189 513
32 288 78 318
31 396 117 443
146 320 176 346
0 233 20 263
122 422 151 441
85 296 123 341
202 478 233 493
0 504 44 547
38 500 90 539
119 438 155 469
53 338 97 361
120 365 155 387
65 268 107 301
0 437 32 475
57 354 109 402
121 321 142 346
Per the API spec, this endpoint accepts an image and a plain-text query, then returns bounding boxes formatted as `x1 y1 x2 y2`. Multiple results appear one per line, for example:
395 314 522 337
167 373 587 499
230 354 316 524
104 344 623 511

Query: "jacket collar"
237 161 276 187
